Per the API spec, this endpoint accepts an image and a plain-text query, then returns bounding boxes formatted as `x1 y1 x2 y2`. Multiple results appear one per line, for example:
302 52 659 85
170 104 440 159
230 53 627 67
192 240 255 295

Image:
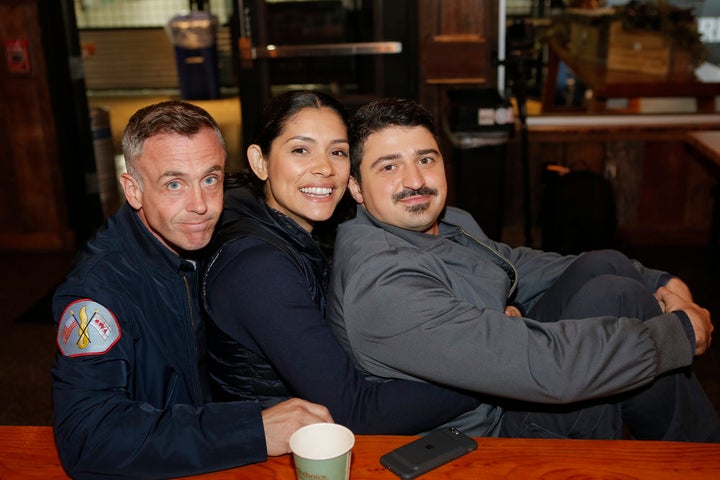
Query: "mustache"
392 186 439 203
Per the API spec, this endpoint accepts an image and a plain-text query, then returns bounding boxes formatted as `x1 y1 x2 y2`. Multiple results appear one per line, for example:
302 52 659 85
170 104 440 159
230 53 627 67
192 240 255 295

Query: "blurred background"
1 0 719 425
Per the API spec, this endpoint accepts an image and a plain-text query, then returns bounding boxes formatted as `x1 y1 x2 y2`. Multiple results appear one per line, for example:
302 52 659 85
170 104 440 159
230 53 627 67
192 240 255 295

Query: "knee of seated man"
577 275 658 318
576 249 635 276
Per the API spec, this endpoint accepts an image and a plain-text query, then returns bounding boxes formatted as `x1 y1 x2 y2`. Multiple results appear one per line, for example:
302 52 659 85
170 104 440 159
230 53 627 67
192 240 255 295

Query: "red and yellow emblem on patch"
56 299 121 357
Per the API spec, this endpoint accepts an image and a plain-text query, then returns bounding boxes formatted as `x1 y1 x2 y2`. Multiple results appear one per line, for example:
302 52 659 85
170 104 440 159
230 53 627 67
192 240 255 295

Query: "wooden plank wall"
0 0 74 251
417 0 498 122
417 0 499 208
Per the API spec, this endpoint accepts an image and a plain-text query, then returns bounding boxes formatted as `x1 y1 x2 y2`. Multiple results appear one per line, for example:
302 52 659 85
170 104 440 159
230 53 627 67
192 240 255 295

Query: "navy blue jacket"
202 186 480 434
51 203 267 480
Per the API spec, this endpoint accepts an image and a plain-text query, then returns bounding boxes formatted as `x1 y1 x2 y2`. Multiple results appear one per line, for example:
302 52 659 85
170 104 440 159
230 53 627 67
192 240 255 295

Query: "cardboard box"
606 21 671 76
567 9 686 76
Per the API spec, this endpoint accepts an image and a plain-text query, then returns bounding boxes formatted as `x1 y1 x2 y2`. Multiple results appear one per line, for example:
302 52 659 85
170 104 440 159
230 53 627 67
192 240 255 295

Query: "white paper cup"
289 423 355 480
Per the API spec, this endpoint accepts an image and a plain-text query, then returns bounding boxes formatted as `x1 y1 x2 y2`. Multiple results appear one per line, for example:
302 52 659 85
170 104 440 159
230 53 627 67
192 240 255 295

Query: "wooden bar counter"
2 426 720 479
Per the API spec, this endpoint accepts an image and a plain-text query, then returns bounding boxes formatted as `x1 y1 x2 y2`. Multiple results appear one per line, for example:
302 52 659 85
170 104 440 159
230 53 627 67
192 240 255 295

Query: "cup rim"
289 422 355 460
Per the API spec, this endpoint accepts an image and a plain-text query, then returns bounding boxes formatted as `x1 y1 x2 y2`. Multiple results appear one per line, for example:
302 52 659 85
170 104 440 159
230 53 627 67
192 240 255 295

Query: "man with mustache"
326 97 719 441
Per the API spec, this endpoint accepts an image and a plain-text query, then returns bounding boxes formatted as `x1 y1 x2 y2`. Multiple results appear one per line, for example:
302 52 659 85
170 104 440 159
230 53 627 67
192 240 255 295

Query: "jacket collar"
351 204 457 248
351 205 517 289
216 186 323 261
114 203 196 274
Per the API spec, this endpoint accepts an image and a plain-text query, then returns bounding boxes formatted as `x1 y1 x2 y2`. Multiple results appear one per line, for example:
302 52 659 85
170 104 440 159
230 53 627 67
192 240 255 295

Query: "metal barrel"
90 106 121 218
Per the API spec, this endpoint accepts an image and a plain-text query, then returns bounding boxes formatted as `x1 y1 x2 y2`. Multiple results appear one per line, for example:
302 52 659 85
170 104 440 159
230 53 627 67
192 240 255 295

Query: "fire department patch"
56 299 121 357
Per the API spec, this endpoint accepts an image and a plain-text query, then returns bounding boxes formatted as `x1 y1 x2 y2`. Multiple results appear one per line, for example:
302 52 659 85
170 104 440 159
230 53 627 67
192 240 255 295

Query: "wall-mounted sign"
5 39 31 74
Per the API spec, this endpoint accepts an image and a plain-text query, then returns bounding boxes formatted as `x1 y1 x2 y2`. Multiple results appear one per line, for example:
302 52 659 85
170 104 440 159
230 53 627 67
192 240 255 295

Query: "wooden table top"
2 425 720 479
687 130 720 169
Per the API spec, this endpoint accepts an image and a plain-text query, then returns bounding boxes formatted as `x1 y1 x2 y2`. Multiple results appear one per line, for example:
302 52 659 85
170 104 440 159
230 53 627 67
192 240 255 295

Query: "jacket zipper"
458 227 519 298
183 274 202 402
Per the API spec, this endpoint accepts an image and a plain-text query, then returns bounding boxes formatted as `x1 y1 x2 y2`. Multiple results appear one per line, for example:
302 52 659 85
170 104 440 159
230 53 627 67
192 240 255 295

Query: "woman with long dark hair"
202 91 479 433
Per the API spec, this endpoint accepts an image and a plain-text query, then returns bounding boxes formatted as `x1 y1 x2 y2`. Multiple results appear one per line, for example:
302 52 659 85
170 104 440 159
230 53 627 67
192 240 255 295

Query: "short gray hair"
121 100 226 186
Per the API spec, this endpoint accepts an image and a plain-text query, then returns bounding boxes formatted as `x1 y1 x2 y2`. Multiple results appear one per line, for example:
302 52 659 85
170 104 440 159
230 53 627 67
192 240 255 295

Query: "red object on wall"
5 39 31 74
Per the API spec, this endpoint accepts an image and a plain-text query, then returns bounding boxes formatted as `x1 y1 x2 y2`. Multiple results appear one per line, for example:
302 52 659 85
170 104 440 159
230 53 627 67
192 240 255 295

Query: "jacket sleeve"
337 245 693 405
51 290 267 480
204 243 480 435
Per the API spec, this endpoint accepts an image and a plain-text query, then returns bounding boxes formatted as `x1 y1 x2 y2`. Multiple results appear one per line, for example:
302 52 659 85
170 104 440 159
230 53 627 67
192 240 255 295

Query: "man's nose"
187 186 208 214
404 164 425 189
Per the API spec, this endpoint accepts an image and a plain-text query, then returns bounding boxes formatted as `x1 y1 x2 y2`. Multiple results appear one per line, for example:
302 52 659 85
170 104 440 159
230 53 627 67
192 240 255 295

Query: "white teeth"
300 187 333 196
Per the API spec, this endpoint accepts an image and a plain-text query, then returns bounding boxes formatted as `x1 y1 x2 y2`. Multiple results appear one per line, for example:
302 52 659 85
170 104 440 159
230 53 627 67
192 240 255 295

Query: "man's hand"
262 398 333 456
655 286 713 355
662 277 693 302
655 278 693 313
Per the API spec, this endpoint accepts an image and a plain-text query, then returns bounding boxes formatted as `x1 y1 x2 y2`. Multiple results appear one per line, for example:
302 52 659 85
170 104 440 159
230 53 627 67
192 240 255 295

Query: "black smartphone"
379 427 477 479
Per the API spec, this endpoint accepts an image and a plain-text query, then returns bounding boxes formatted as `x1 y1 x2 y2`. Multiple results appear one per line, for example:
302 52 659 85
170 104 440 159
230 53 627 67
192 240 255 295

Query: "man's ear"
119 173 142 210
348 176 364 204
247 145 268 181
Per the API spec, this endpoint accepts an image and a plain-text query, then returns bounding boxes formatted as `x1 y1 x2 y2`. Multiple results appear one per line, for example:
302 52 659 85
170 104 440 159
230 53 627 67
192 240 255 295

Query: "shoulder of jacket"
210 235 303 271
339 225 428 272
443 206 478 227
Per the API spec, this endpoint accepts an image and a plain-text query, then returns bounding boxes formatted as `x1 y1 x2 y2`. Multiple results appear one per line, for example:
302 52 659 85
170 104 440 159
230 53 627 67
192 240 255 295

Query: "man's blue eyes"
167 177 217 190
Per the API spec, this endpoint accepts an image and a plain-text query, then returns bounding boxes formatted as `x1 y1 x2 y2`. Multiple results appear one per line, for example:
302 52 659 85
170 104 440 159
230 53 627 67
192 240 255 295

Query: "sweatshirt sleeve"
204 242 479 434
338 246 693 405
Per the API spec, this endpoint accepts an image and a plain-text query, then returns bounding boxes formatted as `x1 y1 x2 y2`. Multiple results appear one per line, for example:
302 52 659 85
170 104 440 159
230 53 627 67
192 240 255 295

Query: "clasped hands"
656 277 713 355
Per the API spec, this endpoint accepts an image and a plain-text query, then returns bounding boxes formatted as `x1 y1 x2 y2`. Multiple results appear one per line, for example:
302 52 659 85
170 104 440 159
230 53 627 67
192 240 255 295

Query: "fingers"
300 400 334 423
655 287 713 355
686 304 713 355
663 277 693 301
262 399 334 457
655 287 684 314
274 398 333 422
